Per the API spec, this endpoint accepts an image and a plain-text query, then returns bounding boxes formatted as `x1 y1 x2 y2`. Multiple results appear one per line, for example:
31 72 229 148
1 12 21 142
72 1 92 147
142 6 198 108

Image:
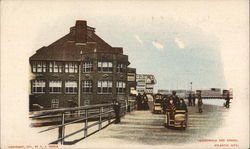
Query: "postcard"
1 0 249 149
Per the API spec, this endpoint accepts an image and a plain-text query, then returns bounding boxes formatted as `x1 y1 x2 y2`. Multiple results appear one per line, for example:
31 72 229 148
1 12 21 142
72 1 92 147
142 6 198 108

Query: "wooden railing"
29 101 136 145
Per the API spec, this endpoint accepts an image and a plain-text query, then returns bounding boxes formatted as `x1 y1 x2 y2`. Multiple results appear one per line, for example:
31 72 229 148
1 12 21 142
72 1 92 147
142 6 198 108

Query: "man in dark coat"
170 91 180 106
142 93 149 110
161 95 168 114
136 93 143 110
188 93 192 106
197 94 203 113
113 98 121 124
192 94 196 106
225 92 231 108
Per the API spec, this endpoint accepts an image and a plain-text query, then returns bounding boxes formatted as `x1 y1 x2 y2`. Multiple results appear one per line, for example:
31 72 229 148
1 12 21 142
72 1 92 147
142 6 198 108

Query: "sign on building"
127 73 136 82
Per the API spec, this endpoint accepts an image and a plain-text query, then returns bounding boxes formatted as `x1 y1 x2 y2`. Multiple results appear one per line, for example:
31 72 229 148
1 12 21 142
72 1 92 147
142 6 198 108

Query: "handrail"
30 103 112 118
30 100 137 145
39 110 113 133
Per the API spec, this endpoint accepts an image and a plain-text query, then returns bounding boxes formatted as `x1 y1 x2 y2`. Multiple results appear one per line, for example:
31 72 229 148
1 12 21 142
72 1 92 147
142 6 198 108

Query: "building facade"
29 20 135 111
136 74 156 94
127 68 137 95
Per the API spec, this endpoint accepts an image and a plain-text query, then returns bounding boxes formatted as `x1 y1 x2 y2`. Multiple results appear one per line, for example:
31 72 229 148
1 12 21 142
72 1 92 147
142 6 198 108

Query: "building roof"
30 20 124 61
127 67 136 73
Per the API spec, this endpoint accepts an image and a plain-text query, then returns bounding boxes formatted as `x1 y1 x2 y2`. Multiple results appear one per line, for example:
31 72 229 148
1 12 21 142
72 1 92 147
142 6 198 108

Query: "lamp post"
78 50 83 115
190 82 192 92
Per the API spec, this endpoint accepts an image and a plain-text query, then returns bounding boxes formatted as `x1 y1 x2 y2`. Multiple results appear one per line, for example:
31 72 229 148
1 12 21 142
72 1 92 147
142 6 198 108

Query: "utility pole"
78 50 83 115
190 82 192 92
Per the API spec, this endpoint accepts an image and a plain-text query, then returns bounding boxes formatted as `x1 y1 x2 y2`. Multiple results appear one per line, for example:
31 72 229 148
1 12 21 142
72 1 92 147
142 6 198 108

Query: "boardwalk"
79 100 230 145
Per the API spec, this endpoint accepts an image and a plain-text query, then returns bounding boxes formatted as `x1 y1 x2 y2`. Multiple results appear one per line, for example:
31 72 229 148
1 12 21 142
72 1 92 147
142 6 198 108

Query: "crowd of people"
112 90 231 125
136 93 149 110
135 91 203 113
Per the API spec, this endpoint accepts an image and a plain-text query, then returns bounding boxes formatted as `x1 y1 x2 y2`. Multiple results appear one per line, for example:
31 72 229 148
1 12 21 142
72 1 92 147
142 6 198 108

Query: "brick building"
29 20 136 111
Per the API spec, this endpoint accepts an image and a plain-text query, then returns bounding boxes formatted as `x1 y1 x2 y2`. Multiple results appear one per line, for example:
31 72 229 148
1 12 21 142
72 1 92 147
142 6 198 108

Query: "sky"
90 16 225 91
1 0 248 92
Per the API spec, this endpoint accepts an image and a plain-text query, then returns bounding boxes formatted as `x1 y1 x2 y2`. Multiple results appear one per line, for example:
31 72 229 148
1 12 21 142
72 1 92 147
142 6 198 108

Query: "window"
82 62 93 73
49 62 63 73
97 80 112 94
51 99 59 109
116 81 126 94
117 63 127 73
65 62 78 73
49 81 62 93
32 61 46 73
65 81 77 94
32 80 46 93
98 62 113 73
82 80 93 93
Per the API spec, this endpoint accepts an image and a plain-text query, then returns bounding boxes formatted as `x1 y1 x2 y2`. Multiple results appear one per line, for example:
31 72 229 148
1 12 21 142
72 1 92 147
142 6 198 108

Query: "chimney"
75 20 87 44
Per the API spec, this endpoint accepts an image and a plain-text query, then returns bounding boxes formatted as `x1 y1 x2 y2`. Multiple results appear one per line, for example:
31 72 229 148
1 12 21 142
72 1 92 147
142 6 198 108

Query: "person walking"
225 92 231 108
192 94 196 106
136 93 142 110
113 98 121 124
197 94 203 113
161 95 168 114
143 93 149 110
188 93 192 106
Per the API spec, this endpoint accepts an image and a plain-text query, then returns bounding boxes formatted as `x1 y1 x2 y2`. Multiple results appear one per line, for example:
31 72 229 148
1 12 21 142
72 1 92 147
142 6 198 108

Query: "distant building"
158 89 195 98
136 74 156 94
29 20 135 111
127 68 137 95
158 89 171 95
195 88 221 96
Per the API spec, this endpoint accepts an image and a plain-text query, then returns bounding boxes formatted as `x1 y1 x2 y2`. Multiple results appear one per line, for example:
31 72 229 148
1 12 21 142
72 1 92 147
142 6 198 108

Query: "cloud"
134 34 143 45
175 37 185 49
152 41 164 50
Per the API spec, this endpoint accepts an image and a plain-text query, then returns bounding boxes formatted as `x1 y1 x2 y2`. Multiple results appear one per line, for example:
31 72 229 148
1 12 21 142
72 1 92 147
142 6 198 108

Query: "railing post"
99 107 103 130
121 104 123 116
84 109 88 138
58 112 65 145
123 104 126 116
108 105 111 124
